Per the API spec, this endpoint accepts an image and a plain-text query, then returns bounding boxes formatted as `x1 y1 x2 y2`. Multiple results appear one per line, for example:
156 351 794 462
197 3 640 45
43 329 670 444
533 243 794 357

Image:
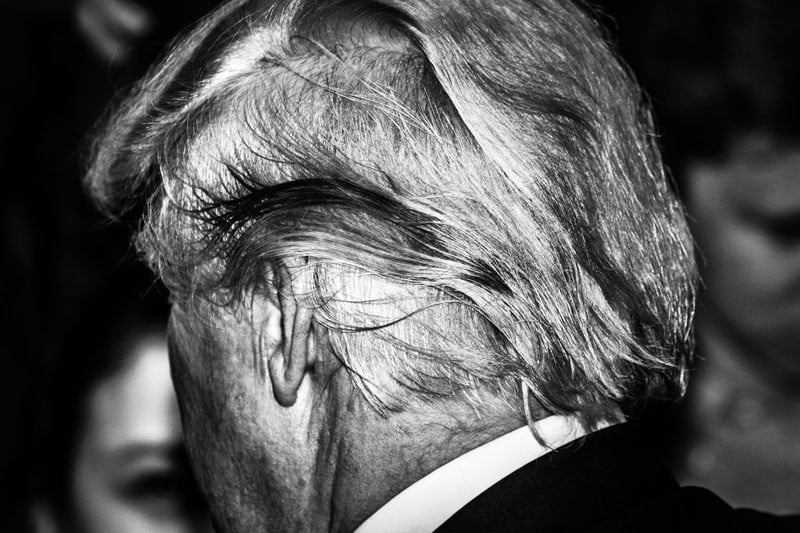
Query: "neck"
321 396 526 532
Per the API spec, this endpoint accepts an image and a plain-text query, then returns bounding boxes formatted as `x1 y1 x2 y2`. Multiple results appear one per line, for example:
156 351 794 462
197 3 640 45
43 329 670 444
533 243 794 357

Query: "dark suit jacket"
436 423 800 532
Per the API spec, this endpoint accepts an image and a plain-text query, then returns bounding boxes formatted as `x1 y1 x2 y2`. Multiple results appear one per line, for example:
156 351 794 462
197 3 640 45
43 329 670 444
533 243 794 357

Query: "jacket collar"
437 423 678 532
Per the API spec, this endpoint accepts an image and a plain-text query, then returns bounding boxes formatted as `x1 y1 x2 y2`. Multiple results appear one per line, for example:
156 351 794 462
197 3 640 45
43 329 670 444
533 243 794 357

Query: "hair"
87 0 696 428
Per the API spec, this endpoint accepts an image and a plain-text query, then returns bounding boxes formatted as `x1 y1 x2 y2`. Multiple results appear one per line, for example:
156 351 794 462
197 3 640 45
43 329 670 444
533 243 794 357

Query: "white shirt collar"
355 415 589 533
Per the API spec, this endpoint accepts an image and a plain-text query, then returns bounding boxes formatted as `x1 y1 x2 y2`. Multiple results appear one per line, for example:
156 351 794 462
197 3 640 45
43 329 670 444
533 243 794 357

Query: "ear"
267 260 315 407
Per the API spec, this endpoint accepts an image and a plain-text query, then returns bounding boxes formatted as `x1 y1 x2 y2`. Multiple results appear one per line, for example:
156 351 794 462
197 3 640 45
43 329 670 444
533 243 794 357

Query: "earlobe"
268 261 315 407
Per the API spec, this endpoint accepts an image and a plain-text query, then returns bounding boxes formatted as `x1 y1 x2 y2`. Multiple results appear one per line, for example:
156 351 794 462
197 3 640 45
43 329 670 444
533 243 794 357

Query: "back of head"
88 0 695 428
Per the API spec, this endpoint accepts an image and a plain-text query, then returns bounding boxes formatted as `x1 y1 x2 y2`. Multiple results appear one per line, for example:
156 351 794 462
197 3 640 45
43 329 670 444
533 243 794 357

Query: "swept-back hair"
87 0 696 426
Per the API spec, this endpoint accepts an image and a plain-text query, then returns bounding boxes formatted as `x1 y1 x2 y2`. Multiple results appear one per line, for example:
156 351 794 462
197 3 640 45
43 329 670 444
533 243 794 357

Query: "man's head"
88 0 695 530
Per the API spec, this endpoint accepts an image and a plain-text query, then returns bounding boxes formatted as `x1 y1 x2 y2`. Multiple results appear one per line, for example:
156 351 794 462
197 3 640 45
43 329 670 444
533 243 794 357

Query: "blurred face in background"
65 335 210 533
687 133 800 382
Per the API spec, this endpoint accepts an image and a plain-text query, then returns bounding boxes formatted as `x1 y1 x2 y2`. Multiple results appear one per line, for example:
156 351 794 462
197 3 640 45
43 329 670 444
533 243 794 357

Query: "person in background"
30 270 212 533
603 0 800 513
1 1 216 529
